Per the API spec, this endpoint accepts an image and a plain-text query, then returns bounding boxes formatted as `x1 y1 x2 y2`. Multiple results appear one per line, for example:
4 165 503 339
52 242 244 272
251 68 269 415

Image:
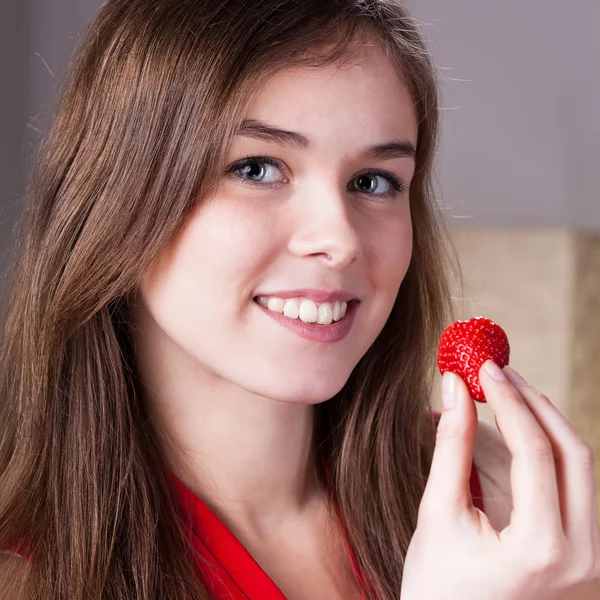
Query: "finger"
479 360 563 537
421 371 479 520
504 366 599 544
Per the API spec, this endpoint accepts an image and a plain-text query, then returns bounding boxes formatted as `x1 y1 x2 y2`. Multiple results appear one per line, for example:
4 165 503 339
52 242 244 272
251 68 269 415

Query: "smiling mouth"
253 295 359 326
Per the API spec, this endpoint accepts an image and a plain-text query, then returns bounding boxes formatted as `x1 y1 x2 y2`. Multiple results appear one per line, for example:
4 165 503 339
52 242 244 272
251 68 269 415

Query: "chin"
242 368 352 405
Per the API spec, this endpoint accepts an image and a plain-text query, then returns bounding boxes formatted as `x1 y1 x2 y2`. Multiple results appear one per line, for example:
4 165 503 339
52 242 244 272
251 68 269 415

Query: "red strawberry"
437 317 510 402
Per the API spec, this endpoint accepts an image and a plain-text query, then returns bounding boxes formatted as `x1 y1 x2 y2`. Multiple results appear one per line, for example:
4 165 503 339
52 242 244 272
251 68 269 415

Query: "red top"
3 413 486 599
169 413 485 600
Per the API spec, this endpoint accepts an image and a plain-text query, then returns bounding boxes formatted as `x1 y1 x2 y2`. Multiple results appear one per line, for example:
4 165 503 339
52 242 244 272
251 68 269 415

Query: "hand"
400 361 600 600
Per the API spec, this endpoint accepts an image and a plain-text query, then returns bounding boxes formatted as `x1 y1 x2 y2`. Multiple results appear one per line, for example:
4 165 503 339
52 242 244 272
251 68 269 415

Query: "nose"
286 187 362 269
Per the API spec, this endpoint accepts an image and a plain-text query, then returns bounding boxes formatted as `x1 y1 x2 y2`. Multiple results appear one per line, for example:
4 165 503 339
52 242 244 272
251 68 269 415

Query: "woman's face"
135 44 418 404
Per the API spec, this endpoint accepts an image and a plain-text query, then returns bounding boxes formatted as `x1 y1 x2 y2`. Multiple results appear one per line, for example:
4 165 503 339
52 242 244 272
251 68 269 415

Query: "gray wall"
406 0 600 231
1 0 598 274
1 0 27 271
0 0 105 274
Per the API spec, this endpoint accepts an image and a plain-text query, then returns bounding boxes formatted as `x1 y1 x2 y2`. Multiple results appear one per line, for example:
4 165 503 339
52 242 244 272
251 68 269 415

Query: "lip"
253 288 358 304
255 298 359 343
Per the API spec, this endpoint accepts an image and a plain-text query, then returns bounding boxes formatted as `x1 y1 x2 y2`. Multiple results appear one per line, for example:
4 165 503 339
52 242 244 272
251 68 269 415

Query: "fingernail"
483 360 507 382
504 366 527 385
442 372 457 409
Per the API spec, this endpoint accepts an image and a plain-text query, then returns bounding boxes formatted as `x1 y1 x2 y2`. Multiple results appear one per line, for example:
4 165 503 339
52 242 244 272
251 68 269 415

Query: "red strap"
0 540 30 563
170 471 287 600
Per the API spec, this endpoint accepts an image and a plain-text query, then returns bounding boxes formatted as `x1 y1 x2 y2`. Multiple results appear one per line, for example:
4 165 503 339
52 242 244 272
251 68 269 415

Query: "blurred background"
1 0 599 497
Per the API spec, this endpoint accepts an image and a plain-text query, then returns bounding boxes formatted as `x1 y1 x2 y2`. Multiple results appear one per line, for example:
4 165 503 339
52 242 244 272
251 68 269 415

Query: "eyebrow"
236 119 416 161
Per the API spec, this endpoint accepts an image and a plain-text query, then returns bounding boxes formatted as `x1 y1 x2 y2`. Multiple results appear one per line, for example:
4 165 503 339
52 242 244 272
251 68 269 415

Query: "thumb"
421 372 479 519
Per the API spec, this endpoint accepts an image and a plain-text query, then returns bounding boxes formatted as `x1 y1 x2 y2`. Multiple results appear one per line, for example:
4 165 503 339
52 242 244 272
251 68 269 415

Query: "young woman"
0 0 598 598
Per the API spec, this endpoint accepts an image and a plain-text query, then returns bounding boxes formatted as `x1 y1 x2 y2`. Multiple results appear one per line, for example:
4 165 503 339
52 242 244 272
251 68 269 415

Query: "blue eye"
226 156 408 200
228 156 285 185
350 172 407 198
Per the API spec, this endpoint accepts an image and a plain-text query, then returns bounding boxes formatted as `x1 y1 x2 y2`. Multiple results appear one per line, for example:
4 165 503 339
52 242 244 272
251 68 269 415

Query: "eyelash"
226 155 408 200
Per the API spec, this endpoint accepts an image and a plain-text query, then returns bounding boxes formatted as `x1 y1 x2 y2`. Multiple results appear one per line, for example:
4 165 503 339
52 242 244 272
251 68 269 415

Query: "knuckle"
416 495 442 527
534 391 552 405
590 545 600 580
527 540 564 573
574 556 599 582
574 441 595 467
501 387 525 405
435 420 463 443
566 551 599 584
529 437 554 461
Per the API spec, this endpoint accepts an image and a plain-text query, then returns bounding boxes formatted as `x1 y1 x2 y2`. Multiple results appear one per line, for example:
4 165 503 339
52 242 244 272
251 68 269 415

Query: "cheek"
178 198 283 293
141 198 282 333
367 209 413 293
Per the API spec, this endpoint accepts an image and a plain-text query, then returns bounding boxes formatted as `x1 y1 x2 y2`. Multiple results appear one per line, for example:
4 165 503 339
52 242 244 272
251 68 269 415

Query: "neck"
154 387 322 527
133 312 326 533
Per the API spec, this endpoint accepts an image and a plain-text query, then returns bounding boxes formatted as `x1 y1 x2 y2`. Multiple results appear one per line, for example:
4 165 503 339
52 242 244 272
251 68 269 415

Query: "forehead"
242 44 418 147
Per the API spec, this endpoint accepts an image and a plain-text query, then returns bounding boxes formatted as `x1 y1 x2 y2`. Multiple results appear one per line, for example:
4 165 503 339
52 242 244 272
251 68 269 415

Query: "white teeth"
256 295 270 308
317 303 333 325
267 297 284 313
283 299 299 319
332 301 341 321
256 295 351 325
298 299 318 323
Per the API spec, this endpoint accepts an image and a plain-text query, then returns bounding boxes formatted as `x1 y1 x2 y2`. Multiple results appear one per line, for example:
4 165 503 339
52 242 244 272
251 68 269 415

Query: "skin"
128 39 600 600
131 42 416 598
1 37 596 600
405 363 600 599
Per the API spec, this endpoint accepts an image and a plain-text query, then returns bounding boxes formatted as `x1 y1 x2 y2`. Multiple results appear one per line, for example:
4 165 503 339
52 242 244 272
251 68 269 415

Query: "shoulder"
0 551 30 599
472 418 513 531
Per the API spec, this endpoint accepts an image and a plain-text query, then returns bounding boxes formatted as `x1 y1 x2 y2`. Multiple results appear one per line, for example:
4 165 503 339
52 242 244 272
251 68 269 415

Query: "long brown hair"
0 1 458 598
